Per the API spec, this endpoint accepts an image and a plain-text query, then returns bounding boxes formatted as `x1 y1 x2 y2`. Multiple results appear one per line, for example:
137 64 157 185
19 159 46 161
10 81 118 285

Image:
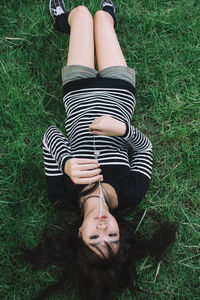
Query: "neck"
79 195 100 209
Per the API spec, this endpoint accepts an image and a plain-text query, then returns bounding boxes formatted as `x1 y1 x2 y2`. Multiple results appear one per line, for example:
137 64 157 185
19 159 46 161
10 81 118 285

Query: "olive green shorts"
62 65 136 87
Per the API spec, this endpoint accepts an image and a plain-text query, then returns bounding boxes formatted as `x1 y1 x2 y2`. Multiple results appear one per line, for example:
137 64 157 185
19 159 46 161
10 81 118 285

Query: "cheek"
111 223 120 237
110 219 119 231
80 220 95 240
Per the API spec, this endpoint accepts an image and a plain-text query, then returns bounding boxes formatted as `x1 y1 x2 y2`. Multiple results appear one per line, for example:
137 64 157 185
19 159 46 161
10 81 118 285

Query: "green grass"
1 0 200 299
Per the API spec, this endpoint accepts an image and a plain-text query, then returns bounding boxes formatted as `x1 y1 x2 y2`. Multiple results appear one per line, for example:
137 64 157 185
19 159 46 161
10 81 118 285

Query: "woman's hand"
64 158 103 185
89 115 126 137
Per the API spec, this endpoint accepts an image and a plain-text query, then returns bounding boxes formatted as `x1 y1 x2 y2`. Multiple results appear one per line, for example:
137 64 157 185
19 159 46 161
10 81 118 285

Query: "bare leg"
67 6 95 68
94 10 127 71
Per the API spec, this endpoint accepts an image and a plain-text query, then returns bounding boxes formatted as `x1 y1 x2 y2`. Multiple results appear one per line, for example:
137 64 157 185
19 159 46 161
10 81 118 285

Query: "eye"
108 233 117 237
90 235 99 239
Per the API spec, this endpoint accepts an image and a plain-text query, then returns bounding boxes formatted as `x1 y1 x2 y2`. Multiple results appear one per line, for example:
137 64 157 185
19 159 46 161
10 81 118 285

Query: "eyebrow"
89 240 120 247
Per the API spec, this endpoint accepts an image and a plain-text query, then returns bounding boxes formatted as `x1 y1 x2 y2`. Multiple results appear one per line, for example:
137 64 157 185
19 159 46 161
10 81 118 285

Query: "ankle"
54 12 71 34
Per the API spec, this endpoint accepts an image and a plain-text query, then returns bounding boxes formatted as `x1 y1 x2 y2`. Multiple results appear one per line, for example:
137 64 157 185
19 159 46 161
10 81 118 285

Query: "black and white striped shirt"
43 78 153 208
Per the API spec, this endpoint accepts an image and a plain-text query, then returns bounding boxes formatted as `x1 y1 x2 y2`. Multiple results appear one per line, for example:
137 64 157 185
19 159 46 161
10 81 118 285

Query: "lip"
95 216 107 219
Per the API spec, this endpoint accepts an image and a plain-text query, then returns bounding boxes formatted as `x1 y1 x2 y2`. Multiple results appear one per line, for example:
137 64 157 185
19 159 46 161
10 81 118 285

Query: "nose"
96 221 108 230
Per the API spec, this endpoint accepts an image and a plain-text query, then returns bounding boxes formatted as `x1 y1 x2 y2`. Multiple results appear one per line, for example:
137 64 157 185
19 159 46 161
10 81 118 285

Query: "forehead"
88 240 120 255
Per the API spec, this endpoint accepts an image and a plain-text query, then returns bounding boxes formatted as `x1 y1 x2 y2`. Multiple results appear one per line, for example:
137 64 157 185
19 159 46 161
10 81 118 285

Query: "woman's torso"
63 80 136 167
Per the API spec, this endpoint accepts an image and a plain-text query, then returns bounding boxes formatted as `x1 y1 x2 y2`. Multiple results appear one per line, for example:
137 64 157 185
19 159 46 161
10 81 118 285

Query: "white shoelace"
52 6 65 16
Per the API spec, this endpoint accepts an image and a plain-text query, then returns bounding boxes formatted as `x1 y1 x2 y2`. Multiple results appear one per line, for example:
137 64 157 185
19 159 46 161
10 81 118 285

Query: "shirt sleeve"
118 123 153 207
122 123 153 180
42 126 72 176
42 126 73 205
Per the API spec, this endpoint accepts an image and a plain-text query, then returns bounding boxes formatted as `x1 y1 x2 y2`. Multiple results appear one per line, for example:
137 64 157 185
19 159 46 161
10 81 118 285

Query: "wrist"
121 122 126 136
120 123 128 137
63 157 72 175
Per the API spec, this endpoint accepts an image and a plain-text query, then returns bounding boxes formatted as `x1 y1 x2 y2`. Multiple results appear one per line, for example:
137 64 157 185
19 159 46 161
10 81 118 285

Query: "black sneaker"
100 0 116 28
100 0 116 14
49 0 66 17
49 0 71 34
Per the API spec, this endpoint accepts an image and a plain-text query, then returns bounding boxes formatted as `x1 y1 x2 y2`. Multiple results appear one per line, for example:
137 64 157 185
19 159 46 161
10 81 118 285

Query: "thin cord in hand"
93 134 106 218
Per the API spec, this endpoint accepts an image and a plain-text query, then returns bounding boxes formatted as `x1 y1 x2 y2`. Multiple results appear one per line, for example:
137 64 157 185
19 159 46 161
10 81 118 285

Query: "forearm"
122 123 152 152
43 126 72 173
122 123 153 179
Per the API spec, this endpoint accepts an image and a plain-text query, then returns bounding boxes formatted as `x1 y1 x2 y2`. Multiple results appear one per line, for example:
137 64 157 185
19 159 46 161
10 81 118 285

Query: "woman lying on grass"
21 1 176 299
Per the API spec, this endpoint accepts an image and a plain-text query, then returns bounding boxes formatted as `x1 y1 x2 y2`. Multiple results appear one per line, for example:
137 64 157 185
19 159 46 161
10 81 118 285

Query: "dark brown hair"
20 204 177 300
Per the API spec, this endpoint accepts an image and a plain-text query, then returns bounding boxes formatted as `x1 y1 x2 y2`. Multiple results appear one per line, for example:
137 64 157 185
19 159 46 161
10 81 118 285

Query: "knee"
73 5 93 20
94 10 105 20
94 10 112 23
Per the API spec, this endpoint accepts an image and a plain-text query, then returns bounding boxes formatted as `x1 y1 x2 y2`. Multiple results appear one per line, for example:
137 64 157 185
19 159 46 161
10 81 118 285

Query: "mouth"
95 216 107 219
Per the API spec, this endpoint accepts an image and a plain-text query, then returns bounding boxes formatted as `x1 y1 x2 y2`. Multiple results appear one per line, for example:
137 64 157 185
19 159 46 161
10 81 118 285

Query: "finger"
71 168 101 179
89 121 101 131
89 127 102 132
89 125 98 132
75 158 99 165
79 164 101 171
78 168 102 178
76 175 103 185
89 130 106 136
91 116 102 123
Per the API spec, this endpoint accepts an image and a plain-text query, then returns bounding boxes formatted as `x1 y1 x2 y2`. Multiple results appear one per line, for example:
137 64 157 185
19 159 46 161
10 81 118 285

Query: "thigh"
98 66 136 87
94 10 127 72
62 65 98 86
67 6 95 68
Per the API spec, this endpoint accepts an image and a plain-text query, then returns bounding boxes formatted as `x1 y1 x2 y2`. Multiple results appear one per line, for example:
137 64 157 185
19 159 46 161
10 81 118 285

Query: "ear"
78 227 82 238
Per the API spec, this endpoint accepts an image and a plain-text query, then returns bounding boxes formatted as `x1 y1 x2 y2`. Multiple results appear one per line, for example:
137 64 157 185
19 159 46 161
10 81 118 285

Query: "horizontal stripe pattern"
130 151 153 179
43 126 72 175
43 86 153 179
63 88 135 168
